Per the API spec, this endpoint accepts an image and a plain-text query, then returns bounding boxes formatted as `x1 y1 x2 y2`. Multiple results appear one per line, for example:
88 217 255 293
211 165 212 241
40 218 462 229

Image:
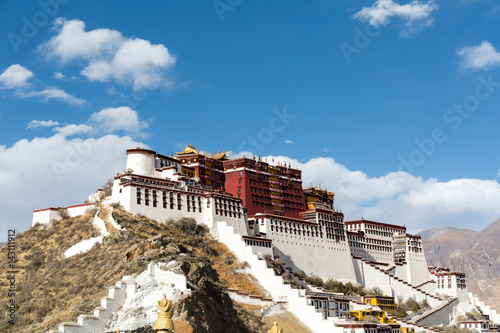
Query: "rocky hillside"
0 206 277 333
421 219 500 312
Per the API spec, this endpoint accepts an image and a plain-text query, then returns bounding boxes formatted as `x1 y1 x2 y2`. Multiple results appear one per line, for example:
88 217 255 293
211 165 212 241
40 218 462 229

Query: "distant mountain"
419 227 478 268
420 219 500 311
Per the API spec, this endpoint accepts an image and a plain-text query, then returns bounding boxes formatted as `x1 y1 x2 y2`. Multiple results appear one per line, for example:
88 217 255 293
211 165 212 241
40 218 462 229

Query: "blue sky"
2 0 500 236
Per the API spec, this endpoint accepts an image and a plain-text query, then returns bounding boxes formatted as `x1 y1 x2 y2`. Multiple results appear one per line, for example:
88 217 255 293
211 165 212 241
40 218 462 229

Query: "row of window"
271 225 321 237
348 241 393 252
270 219 318 230
243 239 272 248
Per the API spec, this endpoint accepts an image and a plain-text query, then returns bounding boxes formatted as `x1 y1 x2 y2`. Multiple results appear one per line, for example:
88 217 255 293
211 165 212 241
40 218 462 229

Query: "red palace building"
174 144 337 220
222 155 305 218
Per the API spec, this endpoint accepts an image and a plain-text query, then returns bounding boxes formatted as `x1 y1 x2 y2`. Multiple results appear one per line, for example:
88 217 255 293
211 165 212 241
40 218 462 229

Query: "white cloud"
27 120 61 129
54 72 65 80
53 124 93 137
20 87 87 106
0 133 146 239
42 18 123 62
0 64 34 89
352 0 438 37
284 140 294 144
89 107 149 135
323 147 331 152
41 18 176 90
457 41 500 70
0 64 86 106
53 72 78 81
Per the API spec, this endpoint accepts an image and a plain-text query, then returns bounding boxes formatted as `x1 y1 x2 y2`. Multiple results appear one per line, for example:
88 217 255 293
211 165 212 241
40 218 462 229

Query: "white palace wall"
255 216 357 282
110 177 248 236
406 247 429 287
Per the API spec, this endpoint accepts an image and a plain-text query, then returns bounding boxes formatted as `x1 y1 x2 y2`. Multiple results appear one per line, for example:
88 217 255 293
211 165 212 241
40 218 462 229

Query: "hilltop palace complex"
33 145 493 333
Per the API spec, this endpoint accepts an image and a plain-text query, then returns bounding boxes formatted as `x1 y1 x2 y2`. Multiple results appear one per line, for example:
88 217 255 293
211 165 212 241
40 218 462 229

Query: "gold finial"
219 149 221 153
153 294 174 332
311 182 313 187
268 321 283 333
243 153 246 158
117 330 120 333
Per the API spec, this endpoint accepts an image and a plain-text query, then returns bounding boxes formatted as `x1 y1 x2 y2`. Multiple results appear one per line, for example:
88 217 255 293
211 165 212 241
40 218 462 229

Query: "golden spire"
153 294 175 332
268 321 284 333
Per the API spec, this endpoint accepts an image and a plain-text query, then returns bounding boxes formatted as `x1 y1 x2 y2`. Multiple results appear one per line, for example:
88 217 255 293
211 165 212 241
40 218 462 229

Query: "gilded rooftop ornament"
268 321 283 333
153 294 175 332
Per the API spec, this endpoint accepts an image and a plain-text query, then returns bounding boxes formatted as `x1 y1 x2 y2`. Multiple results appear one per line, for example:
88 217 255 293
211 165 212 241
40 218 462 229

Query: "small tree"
57 208 69 219
363 315 379 323
306 274 324 288
411 302 420 313
421 299 430 309
367 286 384 296
101 178 114 198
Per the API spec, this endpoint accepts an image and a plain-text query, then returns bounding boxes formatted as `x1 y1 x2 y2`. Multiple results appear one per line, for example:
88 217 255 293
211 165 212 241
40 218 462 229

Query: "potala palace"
33 145 498 333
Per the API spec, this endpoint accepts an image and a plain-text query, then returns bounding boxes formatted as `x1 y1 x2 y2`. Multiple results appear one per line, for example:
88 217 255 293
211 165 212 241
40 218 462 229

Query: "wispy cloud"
0 64 87 106
40 18 177 90
284 139 294 144
18 87 87 106
53 124 93 137
27 119 61 129
458 41 500 70
352 0 438 37
53 72 78 82
27 106 149 139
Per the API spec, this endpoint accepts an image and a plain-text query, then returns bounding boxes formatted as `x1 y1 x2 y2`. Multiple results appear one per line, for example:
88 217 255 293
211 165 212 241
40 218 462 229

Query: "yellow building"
363 295 396 311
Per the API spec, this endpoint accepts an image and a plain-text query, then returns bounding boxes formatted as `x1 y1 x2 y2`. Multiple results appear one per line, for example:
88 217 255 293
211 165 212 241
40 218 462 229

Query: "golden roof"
213 149 230 161
177 143 199 155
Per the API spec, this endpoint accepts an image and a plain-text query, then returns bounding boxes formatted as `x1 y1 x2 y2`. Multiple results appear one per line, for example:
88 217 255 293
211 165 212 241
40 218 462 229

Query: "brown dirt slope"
0 208 267 333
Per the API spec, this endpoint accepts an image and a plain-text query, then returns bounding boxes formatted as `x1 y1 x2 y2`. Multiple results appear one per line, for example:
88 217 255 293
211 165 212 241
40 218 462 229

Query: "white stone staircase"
48 277 137 333
385 313 440 333
356 257 442 307
408 297 458 327
469 293 500 323
217 221 340 333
